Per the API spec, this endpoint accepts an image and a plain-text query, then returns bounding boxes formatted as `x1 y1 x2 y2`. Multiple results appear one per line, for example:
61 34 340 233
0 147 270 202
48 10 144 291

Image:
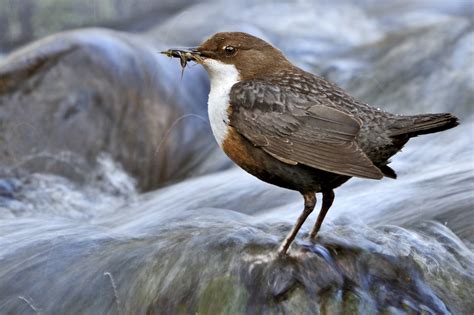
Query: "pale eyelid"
222 46 251 51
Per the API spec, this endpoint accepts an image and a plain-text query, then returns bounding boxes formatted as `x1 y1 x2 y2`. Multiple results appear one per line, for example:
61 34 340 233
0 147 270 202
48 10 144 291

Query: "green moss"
197 276 248 315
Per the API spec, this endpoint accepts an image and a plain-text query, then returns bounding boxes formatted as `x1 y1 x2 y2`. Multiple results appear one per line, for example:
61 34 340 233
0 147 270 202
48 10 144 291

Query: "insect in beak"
161 48 203 77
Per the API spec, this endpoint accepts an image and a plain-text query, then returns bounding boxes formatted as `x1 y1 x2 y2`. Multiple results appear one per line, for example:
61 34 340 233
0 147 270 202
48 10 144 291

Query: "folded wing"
229 80 383 179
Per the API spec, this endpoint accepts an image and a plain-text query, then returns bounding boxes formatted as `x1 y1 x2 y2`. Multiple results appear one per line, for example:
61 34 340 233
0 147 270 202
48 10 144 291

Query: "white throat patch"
203 59 240 146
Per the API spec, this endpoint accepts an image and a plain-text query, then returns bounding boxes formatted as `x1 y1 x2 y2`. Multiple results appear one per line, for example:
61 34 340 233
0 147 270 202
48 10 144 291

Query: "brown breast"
221 126 267 175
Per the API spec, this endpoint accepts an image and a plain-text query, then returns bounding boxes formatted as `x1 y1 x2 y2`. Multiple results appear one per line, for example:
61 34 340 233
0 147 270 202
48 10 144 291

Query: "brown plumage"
163 32 459 256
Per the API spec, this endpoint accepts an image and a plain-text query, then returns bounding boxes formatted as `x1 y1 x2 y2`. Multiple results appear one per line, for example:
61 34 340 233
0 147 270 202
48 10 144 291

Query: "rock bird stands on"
162 32 459 256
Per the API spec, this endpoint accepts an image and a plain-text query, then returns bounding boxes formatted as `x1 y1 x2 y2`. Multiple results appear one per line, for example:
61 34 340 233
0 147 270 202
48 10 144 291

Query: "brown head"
191 32 292 80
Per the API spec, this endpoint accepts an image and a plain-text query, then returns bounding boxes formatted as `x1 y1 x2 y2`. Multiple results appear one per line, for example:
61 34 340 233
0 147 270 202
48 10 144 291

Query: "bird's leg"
309 190 335 239
278 192 316 256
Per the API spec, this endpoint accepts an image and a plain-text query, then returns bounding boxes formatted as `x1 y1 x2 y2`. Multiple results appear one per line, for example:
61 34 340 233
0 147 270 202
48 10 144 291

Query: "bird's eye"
223 45 236 55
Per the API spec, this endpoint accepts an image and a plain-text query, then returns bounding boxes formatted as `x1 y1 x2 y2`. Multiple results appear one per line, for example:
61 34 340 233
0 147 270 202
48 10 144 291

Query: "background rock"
0 0 198 52
0 28 228 191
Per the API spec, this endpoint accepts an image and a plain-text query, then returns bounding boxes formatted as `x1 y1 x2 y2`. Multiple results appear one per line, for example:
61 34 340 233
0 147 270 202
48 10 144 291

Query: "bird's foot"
307 232 320 243
277 243 290 258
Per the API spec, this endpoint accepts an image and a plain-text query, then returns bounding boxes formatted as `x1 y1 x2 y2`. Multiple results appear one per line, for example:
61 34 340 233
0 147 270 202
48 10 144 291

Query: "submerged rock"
0 206 472 314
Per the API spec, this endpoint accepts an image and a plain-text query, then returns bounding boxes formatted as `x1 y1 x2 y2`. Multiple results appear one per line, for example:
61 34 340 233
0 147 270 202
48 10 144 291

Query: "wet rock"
0 178 19 199
0 28 229 191
0 211 471 314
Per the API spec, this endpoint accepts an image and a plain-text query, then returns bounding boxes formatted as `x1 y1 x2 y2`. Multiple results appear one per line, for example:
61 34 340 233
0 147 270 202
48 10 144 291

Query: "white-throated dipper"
162 32 459 256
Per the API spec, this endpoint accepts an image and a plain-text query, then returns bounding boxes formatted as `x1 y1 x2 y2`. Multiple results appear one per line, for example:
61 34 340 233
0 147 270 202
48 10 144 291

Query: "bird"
162 32 459 256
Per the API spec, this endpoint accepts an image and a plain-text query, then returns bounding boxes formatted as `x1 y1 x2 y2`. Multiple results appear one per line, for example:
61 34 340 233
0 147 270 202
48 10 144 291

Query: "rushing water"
0 1 473 314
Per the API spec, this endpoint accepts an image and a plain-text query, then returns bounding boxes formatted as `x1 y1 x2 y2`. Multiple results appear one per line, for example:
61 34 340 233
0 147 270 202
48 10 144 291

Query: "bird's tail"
389 113 459 138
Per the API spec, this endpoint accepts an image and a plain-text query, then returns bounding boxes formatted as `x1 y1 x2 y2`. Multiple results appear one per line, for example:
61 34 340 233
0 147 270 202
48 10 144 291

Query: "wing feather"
229 80 383 179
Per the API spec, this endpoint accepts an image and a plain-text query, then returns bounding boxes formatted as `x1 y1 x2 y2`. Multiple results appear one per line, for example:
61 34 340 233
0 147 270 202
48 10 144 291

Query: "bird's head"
163 32 291 81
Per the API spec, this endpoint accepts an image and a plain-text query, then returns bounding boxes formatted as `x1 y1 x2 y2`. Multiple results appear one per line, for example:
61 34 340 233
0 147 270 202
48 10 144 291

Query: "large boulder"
0 28 228 191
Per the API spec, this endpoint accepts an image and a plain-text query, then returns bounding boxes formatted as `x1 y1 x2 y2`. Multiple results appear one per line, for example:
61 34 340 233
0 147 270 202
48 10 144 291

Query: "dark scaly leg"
278 192 316 256
309 190 335 239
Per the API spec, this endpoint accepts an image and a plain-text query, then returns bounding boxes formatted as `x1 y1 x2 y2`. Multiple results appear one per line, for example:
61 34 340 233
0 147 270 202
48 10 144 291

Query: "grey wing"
229 80 383 179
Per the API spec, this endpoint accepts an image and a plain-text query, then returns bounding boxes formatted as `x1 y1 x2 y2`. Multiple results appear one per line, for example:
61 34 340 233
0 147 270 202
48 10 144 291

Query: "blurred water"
0 0 473 314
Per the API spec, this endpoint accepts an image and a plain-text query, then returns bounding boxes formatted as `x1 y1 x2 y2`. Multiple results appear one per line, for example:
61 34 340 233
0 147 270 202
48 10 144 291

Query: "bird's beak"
160 47 208 64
